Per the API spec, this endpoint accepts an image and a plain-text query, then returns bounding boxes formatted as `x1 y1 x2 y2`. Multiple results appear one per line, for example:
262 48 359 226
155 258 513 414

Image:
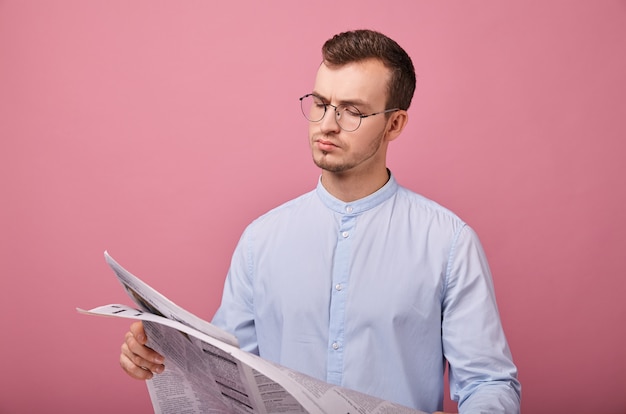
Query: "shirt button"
342 231 349 238
332 342 340 350
345 206 353 213
335 284 342 291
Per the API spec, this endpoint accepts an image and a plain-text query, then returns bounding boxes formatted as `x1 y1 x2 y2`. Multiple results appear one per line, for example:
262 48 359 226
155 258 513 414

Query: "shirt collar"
315 171 398 215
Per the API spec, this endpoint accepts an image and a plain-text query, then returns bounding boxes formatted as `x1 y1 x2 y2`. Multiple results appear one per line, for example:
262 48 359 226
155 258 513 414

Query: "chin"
315 161 351 173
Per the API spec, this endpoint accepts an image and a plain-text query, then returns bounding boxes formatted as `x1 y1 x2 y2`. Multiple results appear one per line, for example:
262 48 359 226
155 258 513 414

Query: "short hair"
322 29 416 110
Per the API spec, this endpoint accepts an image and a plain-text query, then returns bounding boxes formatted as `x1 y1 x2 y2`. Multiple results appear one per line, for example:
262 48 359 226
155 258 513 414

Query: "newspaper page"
78 252 427 414
102 251 237 347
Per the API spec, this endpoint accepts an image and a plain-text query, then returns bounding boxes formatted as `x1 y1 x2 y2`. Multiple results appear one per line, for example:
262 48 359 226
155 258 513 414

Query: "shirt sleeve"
211 226 259 355
441 225 521 413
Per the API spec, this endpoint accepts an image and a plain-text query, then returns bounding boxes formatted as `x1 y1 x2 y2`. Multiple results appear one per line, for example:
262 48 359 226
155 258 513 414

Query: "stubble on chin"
313 153 352 173
311 135 344 172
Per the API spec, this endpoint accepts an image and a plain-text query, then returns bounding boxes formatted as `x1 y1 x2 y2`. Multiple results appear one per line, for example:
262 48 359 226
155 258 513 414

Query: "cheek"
308 123 317 140
309 124 330 145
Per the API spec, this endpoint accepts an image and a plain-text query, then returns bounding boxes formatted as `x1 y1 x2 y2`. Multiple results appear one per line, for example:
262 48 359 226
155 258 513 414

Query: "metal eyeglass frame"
299 93 399 132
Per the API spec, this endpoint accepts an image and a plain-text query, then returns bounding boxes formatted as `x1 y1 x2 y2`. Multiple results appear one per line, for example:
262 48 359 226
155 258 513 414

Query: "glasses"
299 93 399 132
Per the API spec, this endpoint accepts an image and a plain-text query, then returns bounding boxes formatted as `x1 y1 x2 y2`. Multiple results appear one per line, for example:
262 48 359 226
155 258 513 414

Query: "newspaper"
78 251 427 414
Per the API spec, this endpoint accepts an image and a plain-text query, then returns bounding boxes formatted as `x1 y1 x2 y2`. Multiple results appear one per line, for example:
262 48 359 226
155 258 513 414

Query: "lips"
314 136 340 151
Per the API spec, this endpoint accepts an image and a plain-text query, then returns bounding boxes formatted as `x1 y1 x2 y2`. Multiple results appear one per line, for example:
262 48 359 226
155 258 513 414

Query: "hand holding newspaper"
78 251 427 414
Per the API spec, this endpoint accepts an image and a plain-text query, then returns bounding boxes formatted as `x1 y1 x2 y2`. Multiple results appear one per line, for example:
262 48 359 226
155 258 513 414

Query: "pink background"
1 1 625 413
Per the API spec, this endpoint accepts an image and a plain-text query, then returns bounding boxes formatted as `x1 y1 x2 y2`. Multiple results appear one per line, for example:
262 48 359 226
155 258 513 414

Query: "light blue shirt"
212 173 521 413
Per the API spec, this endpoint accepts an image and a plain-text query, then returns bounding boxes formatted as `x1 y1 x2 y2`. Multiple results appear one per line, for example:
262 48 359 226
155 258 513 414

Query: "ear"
384 110 409 142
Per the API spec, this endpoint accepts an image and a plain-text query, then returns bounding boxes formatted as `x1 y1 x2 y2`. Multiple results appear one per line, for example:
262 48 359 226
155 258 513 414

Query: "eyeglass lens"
300 94 362 132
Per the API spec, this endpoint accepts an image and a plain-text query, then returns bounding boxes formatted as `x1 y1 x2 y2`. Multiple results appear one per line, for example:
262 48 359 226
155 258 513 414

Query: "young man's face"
308 58 394 175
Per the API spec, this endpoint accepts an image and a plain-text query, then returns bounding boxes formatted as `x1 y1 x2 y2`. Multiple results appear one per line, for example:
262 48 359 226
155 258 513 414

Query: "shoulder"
394 184 468 231
245 188 319 232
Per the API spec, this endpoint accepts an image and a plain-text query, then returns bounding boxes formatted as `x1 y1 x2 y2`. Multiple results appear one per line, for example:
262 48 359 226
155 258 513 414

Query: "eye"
341 105 362 117
312 96 327 108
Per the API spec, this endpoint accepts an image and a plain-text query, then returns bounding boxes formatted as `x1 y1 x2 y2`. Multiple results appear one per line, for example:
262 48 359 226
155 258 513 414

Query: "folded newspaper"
78 251 427 414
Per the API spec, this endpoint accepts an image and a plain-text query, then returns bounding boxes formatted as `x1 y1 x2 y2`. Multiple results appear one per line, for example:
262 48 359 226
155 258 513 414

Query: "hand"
119 321 165 380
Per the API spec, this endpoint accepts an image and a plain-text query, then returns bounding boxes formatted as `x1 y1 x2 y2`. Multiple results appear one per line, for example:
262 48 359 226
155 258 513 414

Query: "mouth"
314 136 339 151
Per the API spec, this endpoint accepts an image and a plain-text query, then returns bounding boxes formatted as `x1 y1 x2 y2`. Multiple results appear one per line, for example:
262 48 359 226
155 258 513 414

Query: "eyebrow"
311 91 369 108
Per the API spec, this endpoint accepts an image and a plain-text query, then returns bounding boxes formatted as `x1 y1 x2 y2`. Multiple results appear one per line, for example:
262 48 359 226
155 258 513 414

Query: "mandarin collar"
315 172 398 215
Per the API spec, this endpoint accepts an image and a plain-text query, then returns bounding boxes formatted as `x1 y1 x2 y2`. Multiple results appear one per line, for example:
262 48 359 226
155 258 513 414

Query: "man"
120 29 521 413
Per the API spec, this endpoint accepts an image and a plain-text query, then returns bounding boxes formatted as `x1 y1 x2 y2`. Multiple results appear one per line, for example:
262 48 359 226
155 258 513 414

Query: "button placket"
326 212 356 383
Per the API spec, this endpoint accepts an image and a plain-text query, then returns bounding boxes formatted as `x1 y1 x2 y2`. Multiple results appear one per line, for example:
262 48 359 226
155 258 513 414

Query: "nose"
319 105 341 133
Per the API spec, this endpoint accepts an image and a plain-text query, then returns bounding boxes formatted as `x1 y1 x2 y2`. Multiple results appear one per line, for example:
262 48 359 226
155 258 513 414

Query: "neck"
320 167 390 202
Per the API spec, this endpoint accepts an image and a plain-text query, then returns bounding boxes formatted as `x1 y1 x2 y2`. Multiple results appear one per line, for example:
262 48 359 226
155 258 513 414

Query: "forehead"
313 59 390 106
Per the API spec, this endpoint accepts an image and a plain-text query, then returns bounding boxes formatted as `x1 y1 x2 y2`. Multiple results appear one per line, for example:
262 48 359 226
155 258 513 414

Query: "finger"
126 322 165 364
129 321 147 344
120 347 155 380
123 332 165 365
120 341 165 378
124 330 165 365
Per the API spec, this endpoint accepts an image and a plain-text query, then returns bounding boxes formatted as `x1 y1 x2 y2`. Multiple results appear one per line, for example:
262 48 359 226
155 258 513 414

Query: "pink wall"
1 1 625 413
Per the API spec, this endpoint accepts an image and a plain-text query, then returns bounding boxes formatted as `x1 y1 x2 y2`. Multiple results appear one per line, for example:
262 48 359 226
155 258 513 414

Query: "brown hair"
322 29 416 110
